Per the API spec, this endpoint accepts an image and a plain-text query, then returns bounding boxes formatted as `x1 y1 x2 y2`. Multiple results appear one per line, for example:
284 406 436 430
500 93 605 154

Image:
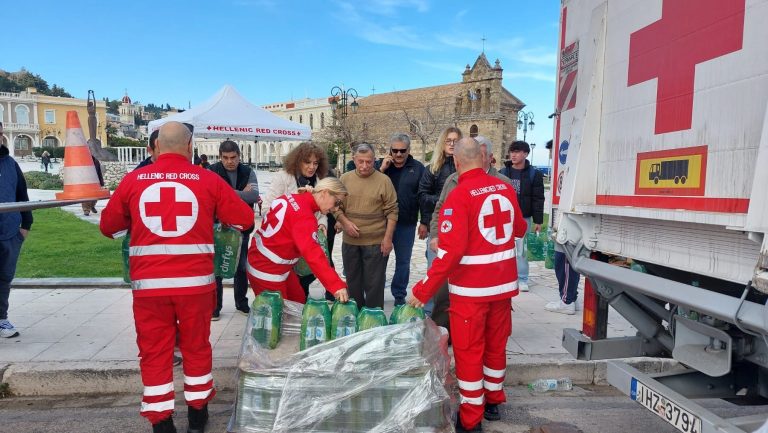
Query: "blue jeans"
0 232 24 320
391 223 417 302
515 217 533 283
423 235 438 316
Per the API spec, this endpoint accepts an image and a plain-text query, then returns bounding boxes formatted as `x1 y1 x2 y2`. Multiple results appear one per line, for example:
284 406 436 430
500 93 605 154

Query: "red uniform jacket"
247 192 345 296
100 153 255 297
412 168 527 303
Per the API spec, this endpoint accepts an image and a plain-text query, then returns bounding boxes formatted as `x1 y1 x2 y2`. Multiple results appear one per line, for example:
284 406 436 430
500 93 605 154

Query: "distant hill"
0 68 73 98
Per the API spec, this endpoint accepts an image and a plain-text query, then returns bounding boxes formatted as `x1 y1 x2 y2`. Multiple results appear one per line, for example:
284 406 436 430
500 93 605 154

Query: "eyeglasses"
445 139 457 145
391 148 408 154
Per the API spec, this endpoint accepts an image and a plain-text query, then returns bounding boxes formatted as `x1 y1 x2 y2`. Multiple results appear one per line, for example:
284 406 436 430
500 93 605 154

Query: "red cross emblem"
483 198 512 239
628 0 745 134
145 187 193 231
139 182 198 237
259 199 287 238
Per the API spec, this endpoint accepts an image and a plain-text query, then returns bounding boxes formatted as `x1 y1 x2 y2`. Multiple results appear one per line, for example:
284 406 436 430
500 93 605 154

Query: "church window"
470 124 478 137
299 115 303 124
45 109 56 124
310 113 314 129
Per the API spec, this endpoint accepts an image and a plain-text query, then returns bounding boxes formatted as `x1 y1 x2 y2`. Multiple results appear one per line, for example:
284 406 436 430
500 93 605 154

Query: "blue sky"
4 0 560 165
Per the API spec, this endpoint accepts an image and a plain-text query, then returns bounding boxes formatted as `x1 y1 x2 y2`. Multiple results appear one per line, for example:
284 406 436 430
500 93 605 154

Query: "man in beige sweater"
334 143 398 308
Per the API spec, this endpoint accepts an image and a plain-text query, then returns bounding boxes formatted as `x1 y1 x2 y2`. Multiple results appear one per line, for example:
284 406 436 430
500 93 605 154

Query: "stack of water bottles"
230 294 455 432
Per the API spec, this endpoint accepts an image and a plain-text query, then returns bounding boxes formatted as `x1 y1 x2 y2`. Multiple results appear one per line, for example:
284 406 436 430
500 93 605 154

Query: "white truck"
552 1 768 432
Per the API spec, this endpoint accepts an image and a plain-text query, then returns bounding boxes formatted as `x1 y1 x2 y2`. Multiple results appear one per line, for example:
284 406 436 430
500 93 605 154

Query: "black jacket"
210 162 253 192
417 156 456 226
376 155 425 226
500 160 545 224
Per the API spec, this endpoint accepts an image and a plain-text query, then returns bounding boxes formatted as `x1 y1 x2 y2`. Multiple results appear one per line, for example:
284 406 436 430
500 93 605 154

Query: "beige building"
0 88 107 157
37 93 107 150
349 53 525 163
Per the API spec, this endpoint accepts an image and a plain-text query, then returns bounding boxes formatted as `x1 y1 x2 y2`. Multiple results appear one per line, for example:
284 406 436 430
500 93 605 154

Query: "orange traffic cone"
55 111 111 200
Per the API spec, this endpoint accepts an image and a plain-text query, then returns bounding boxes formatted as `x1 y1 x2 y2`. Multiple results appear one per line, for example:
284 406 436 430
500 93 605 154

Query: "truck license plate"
631 378 702 433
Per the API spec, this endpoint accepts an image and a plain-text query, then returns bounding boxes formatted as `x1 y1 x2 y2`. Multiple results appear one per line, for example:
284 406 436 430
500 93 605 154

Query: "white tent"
148 85 311 141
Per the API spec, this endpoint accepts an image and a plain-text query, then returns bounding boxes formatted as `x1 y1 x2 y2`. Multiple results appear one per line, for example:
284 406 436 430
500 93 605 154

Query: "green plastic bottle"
300 297 332 350
251 291 283 349
356 307 388 331
294 230 329 277
121 233 131 283
214 223 243 278
389 305 425 324
544 229 555 270
331 300 359 339
526 231 545 261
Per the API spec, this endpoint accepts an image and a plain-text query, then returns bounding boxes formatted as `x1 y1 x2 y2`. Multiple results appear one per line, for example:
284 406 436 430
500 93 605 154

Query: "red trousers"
132 291 217 425
449 299 511 429
249 271 307 304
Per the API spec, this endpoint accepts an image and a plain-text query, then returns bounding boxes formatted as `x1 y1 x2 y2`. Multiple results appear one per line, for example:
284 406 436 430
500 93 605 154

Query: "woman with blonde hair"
417 126 461 315
247 177 349 303
262 142 334 296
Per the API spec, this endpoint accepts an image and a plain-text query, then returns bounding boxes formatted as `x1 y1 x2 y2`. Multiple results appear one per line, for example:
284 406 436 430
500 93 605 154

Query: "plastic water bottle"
528 377 573 392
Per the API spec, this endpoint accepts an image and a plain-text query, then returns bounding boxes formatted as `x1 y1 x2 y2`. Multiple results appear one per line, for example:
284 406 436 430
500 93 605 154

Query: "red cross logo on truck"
627 0 745 134
139 182 199 237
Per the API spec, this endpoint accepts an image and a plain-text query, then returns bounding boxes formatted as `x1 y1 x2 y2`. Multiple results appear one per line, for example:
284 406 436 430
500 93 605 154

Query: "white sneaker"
0 319 20 338
519 281 530 292
545 300 576 315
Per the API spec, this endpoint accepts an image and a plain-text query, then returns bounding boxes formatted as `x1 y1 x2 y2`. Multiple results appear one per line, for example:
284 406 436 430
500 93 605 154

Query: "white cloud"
333 1 432 50
364 0 429 15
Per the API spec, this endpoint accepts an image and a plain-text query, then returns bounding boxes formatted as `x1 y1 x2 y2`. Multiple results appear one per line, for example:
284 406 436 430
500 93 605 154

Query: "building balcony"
0 91 35 101
5 123 40 133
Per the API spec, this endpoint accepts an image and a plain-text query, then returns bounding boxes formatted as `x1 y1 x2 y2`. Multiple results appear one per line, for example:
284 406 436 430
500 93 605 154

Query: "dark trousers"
0 232 24 320
342 243 389 309
390 223 416 303
554 251 580 304
214 231 251 313
430 283 451 334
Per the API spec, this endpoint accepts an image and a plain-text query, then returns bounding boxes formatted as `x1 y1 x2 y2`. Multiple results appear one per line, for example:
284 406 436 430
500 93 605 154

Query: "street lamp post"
329 86 359 171
517 110 535 142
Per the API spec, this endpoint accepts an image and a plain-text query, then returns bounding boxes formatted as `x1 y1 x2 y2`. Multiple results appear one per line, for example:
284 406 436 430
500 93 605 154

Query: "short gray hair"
353 142 375 156
389 133 411 149
474 135 492 150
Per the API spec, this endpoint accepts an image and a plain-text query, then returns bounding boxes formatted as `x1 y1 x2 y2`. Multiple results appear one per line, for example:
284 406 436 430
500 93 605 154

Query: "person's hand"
534 224 542 234
318 224 327 236
406 295 424 308
335 222 343 232
381 237 393 256
417 224 428 240
429 237 438 253
343 221 360 238
380 155 393 171
334 288 349 303
19 229 29 239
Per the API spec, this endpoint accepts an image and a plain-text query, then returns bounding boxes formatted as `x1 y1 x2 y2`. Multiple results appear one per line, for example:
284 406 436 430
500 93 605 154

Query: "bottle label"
546 379 558 390
264 318 272 330
305 327 314 340
253 316 264 329
316 326 326 341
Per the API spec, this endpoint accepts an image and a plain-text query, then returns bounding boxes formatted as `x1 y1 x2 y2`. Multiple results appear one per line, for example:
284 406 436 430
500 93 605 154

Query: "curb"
1 356 679 397
11 278 236 289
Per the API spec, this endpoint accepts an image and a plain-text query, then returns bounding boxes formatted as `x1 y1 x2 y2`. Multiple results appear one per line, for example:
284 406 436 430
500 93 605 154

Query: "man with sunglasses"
377 133 425 306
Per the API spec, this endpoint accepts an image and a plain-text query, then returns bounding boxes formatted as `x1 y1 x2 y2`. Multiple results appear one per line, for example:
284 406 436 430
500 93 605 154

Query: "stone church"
350 52 526 163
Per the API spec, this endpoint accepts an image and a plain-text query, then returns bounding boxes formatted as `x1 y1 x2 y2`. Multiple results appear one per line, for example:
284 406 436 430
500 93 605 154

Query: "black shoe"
173 355 183 367
211 311 220 321
483 403 500 421
394 297 406 306
187 405 208 433
152 416 177 433
236 304 250 316
455 416 483 432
